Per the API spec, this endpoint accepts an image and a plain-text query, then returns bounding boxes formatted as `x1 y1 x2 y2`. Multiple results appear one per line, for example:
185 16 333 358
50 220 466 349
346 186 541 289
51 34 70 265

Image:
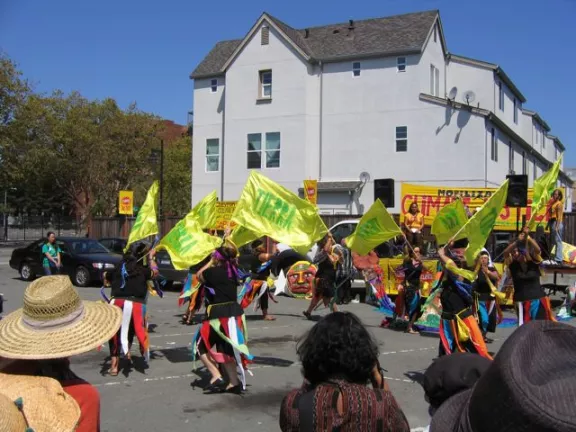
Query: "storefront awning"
298 181 361 193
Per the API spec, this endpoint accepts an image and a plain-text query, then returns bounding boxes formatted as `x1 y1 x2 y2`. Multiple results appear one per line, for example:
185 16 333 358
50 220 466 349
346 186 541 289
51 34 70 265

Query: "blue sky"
1 0 575 164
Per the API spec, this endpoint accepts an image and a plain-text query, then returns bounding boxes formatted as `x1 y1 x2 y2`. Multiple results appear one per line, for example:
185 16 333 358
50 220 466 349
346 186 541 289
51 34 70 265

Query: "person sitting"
280 312 410 431
0 275 122 432
429 320 576 431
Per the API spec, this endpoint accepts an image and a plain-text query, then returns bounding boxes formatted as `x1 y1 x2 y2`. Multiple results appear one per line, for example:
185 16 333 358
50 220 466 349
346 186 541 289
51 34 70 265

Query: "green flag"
156 213 222 270
345 199 402 256
191 190 217 229
528 155 562 230
431 199 468 245
125 181 159 252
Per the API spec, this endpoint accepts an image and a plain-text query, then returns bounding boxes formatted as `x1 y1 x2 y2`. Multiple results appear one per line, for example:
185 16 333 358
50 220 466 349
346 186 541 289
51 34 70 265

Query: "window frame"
395 126 408 152
259 70 272 99
397 57 406 73
509 141 514 173
210 78 218 93
533 159 537 181
246 132 281 169
430 64 439 96
498 82 504 111
205 138 220 173
513 98 518 123
261 26 269 45
522 151 527 175
352 62 361 77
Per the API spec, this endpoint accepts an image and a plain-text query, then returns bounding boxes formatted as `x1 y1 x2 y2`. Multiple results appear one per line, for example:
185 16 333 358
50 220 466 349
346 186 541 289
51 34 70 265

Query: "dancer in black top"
472 251 501 340
303 235 339 319
394 246 423 334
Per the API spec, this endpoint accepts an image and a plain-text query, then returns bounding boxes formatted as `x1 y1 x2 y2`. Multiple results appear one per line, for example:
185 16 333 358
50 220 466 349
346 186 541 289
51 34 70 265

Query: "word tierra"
254 190 297 230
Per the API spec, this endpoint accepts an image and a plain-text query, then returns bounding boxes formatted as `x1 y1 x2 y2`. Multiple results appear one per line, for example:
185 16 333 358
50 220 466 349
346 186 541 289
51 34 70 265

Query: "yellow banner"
213 201 237 230
303 180 318 205
401 183 562 231
118 191 134 215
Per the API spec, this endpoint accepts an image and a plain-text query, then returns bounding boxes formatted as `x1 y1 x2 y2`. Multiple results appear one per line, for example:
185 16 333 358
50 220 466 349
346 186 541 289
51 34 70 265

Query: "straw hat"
0 275 122 359
0 372 80 432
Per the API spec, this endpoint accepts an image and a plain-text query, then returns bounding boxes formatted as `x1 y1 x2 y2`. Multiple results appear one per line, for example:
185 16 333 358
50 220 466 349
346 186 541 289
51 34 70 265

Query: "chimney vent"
304 28 309 38
349 19 354 29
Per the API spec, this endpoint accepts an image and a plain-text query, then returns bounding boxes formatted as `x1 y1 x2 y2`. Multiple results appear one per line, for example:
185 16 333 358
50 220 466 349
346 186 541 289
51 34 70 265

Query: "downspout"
484 120 488 188
318 61 324 181
220 89 226 201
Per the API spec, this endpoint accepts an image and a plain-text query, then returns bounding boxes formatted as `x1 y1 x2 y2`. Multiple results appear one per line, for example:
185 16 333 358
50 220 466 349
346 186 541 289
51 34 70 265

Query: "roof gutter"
314 48 422 64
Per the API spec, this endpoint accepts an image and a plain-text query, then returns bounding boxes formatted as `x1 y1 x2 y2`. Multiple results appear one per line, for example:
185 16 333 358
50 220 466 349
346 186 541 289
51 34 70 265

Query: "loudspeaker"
374 178 395 208
506 174 528 207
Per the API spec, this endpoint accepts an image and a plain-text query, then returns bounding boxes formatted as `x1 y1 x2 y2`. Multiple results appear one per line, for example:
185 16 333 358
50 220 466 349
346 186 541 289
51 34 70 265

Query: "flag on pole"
231 171 328 250
528 155 562 230
125 181 159 252
229 225 259 248
462 180 509 264
156 214 222 270
345 199 402 256
431 199 468 245
191 190 217 229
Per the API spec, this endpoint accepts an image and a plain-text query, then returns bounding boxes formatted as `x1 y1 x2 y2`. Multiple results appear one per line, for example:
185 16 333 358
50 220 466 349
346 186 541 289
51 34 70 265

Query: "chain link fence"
1 215 82 242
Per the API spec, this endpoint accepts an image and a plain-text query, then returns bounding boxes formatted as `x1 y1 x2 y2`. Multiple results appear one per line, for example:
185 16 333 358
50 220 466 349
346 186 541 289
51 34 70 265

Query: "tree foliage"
0 53 187 229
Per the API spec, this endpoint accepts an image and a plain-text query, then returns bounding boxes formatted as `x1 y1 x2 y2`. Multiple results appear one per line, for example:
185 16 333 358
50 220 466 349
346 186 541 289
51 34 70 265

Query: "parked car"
98 238 188 287
10 237 123 287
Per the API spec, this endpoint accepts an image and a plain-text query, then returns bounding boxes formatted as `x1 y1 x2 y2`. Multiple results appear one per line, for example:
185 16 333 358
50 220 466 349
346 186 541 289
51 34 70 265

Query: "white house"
190 10 571 215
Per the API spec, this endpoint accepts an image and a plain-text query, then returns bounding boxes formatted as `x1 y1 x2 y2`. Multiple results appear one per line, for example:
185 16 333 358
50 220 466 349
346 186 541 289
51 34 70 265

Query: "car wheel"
20 263 35 281
74 266 91 287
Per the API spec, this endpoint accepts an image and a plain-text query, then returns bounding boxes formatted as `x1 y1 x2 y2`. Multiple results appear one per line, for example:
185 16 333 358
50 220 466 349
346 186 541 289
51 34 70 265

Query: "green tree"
160 135 192 216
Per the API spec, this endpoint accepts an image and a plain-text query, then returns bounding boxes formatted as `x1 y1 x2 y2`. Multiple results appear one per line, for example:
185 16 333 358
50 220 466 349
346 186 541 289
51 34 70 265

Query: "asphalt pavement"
0 247 573 432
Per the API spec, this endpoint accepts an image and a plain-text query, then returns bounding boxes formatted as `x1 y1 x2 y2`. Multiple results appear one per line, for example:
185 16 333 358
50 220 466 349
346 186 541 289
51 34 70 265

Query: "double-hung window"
430 65 439 96
205 138 220 172
397 57 406 72
491 128 498 162
352 62 361 77
259 70 272 98
395 126 408 152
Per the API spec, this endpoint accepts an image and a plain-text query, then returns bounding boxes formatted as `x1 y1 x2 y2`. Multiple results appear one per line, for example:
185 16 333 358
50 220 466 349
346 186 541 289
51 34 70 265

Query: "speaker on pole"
374 179 395 208
506 174 528 207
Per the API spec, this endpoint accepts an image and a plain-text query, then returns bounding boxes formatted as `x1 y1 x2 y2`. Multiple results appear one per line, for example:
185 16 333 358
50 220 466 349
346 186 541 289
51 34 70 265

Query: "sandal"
405 328 419 335
204 377 228 394
263 315 276 321
302 311 312 320
108 368 119 376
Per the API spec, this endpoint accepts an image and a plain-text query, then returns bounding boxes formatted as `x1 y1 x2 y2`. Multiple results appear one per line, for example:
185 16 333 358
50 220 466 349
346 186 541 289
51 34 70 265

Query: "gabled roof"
191 10 439 79
447 53 527 103
522 109 551 132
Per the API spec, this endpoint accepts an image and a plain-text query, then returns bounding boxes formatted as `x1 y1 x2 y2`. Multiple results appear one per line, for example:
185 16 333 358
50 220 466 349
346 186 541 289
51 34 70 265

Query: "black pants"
259 289 269 311
336 278 351 304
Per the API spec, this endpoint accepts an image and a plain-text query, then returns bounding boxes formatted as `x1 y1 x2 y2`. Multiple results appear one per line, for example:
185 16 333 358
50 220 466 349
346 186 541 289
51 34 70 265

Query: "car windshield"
65 239 110 254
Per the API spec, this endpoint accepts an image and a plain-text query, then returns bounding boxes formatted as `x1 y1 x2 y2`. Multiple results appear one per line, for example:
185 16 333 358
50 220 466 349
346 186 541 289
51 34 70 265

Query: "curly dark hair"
296 312 379 386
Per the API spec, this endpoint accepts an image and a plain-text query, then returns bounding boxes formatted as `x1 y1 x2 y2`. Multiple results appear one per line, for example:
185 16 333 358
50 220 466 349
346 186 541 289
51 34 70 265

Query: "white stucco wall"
446 60 494 111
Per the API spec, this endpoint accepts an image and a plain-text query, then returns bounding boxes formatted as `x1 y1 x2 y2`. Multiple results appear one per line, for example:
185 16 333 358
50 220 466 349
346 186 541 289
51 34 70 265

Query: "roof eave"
190 71 226 80
318 48 422 63
494 67 527 103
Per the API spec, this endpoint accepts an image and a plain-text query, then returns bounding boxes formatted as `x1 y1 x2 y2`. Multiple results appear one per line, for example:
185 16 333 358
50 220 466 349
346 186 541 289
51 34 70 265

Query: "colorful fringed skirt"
394 283 421 321
239 278 275 311
515 296 556 327
109 298 149 361
192 302 253 389
439 309 492 360
473 293 502 335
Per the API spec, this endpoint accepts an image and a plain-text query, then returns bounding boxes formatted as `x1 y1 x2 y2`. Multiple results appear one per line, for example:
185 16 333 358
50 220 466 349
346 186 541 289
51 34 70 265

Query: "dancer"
548 188 564 265
105 242 158 376
240 239 276 320
503 227 555 326
181 256 211 325
437 239 491 359
192 237 252 394
303 234 339 319
394 245 423 334
472 251 502 341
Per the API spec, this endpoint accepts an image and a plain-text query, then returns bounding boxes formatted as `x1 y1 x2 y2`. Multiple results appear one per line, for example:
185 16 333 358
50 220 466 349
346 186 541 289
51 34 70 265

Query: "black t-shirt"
109 261 151 302
440 277 472 315
250 254 271 280
509 260 546 302
315 251 336 281
404 259 423 287
473 267 497 301
202 266 238 304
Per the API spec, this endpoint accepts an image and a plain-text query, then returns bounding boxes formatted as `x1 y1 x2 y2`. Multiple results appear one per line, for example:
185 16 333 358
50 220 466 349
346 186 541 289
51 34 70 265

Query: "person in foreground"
429 320 576 431
0 275 122 432
280 312 410 431
192 236 252 394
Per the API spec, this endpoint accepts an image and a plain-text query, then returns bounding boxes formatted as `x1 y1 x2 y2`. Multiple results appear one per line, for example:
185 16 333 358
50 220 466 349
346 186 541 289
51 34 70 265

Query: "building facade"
190 10 571 215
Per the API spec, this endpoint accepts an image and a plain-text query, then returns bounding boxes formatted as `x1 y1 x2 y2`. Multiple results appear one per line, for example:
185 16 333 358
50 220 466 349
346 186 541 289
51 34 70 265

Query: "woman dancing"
240 239 276 321
394 245 423 334
503 227 555 326
106 243 158 375
303 235 339 319
192 237 252 394
437 239 491 359
472 251 501 340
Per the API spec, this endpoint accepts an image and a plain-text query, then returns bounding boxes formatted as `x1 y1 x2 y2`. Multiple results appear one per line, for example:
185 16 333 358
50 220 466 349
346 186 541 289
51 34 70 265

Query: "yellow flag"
431 199 468 245
191 190 217 229
345 199 402 256
125 181 159 252
156 213 222 270
229 225 259 248
528 155 562 230
231 171 328 250
461 180 509 264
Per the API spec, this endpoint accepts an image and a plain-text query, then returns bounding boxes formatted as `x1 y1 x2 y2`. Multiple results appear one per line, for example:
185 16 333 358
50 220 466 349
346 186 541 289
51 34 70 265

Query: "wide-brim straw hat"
0 275 122 359
0 372 80 432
